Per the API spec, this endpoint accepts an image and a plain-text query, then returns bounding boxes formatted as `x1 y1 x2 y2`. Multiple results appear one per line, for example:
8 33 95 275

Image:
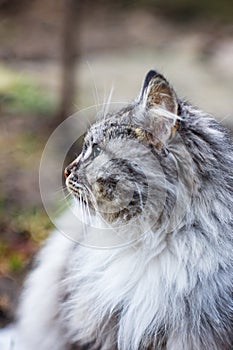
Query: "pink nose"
64 162 75 178
64 156 80 179
64 166 71 178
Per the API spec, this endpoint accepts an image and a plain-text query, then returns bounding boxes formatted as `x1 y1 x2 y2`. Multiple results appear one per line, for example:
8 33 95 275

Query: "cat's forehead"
84 120 125 145
85 105 137 143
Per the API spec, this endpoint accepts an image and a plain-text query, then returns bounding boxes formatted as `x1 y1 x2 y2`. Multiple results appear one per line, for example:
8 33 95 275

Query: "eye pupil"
92 145 101 158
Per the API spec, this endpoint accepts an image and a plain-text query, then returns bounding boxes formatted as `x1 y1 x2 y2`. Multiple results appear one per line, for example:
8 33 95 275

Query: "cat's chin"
94 206 144 225
71 193 146 225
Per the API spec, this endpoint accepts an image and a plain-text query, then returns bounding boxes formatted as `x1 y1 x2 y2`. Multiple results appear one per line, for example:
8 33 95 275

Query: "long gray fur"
15 70 233 350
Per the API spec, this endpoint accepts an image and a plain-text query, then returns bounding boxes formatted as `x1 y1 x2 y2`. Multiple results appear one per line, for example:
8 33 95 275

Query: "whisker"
86 60 100 113
135 182 143 213
83 184 99 212
82 183 138 246
83 194 88 226
54 185 69 195
102 85 114 120
80 192 88 239
63 190 73 200
84 191 92 226
219 114 230 124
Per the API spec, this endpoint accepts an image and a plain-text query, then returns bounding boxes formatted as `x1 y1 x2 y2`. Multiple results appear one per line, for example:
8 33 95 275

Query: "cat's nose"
64 155 81 179
64 165 72 178
64 163 76 178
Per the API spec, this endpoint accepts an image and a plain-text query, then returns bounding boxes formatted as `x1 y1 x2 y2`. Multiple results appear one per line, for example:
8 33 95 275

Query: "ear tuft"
140 70 178 114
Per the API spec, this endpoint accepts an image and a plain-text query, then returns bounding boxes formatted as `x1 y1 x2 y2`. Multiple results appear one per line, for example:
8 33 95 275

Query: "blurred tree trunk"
52 0 81 129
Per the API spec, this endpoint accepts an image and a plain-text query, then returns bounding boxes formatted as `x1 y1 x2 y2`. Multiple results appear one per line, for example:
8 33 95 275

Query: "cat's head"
65 70 192 230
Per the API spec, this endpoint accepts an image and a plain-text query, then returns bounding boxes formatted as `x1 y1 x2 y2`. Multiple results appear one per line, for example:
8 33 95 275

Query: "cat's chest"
61 245 189 347
63 245 188 315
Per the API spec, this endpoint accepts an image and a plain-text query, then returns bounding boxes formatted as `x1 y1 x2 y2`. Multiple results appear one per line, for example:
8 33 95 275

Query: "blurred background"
0 0 232 327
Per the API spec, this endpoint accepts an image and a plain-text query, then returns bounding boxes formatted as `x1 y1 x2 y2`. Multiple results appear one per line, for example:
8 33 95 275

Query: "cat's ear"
140 70 178 114
138 70 179 147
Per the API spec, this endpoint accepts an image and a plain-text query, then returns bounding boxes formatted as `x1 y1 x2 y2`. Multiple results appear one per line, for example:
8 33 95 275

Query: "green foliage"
116 0 233 22
0 208 52 275
14 208 53 243
156 0 233 22
0 66 56 115
1 80 55 115
8 253 24 273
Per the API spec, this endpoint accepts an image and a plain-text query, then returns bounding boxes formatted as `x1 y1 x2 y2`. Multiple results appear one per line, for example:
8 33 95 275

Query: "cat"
15 70 233 350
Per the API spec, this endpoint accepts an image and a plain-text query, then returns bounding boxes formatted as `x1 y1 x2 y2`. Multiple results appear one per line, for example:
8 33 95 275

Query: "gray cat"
15 70 233 349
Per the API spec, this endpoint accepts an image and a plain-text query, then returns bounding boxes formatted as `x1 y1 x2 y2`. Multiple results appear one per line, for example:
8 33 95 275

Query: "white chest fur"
61 230 212 350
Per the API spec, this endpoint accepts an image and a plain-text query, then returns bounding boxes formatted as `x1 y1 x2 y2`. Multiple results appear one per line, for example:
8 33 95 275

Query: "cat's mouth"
66 176 90 206
67 182 140 224
66 176 81 196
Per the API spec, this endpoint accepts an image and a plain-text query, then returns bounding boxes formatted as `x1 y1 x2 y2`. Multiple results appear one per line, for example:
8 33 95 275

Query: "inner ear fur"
142 70 178 115
139 70 180 147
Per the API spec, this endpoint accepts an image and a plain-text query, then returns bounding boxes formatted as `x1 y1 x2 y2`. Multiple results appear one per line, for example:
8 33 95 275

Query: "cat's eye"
91 144 102 159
